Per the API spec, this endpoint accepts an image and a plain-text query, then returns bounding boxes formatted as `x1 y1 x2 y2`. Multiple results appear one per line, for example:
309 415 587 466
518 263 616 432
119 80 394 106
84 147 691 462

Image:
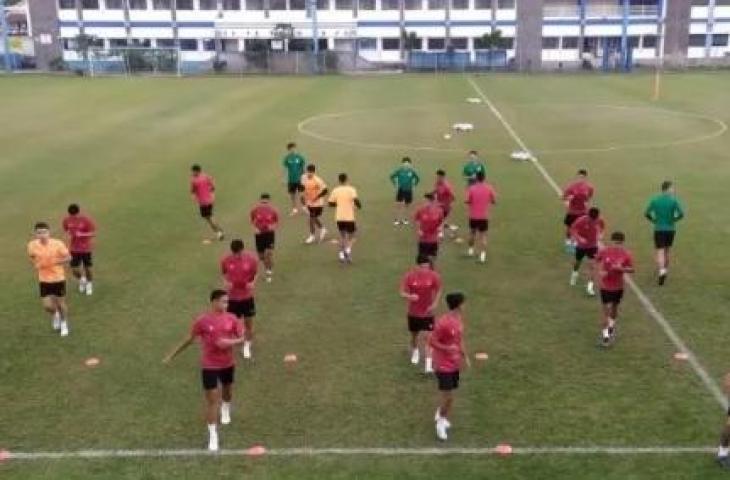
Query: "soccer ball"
443 134 452 140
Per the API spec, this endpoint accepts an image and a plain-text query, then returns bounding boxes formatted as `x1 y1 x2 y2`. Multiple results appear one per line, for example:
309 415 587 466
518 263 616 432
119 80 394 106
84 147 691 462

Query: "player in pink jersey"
62 203 96 295
569 207 605 296
250 193 279 283
190 164 224 241
562 169 594 251
594 231 634 347
465 171 497 263
433 170 457 238
221 239 259 359
164 290 245 451
413 193 445 265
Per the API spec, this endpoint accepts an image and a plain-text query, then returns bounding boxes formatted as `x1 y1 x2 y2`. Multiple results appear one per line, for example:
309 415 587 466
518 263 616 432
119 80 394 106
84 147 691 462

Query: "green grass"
1 71 730 478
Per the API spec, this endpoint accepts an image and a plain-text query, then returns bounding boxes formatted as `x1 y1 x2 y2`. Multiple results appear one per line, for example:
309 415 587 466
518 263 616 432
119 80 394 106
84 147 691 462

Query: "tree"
478 29 507 50
401 30 419 52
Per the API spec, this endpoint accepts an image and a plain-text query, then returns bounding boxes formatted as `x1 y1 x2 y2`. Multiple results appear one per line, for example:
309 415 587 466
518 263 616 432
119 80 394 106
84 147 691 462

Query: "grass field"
1 71 730 479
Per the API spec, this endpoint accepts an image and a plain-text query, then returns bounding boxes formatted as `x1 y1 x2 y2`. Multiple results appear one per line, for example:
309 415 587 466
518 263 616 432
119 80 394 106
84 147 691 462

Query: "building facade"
19 0 730 70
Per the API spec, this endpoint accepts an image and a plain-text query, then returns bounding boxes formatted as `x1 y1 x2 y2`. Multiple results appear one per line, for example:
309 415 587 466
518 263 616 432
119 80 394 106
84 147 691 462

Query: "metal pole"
310 0 319 55
0 0 12 72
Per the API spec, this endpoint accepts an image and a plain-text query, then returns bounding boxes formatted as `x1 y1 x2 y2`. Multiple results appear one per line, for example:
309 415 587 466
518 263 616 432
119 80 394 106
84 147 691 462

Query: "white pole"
653 0 667 100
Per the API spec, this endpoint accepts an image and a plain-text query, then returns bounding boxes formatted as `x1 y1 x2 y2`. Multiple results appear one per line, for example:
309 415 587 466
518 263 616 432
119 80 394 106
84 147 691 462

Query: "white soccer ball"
443 134 452 140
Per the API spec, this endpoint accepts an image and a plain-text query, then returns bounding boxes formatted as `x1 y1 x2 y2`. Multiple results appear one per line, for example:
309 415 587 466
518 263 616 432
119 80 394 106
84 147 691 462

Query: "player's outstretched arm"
163 334 195 364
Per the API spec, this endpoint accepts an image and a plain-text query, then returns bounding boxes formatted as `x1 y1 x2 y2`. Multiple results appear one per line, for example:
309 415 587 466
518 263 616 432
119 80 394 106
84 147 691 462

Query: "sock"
659 268 668 276
222 401 231 412
80 276 87 284
719 446 729 457
602 328 610 339
208 424 217 436
345 247 352 255
244 341 251 349
425 357 433 370
608 318 616 329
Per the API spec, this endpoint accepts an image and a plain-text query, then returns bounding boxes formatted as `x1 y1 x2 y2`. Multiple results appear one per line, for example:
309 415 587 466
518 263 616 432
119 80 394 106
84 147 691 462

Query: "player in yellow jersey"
328 173 362 263
300 164 329 244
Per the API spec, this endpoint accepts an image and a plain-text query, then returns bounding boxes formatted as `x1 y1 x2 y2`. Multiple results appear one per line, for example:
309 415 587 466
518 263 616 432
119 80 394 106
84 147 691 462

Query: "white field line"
466 76 728 410
2 446 716 461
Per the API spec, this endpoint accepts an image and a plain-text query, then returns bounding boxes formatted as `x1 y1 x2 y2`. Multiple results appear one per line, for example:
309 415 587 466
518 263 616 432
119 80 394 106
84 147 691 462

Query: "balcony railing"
585 3 621 17
543 3 579 17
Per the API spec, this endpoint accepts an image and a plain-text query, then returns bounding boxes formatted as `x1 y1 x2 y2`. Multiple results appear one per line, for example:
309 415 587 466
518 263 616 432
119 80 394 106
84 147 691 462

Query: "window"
382 0 399 8
110 38 128 47
203 39 217 51
690 0 707 5
713 34 729 47
427 38 445 50
452 0 468 8
59 0 75 9
128 0 148 9
105 0 124 8
82 0 99 9
542 37 559 49
88 37 105 48
406 38 423 49
152 0 172 8
474 0 488 7
358 37 377 50
501 37 513 49
405 0 421 8
473 36 486 49
716 0 730 5
427 0 443 8
336 0 353 9
318 0 330 8
179 39 198 50
689 34 706 47
641 35 656 48
246 0 264 9
290 0 305 8
270 0 287 9
382 38 400 50
627 36 639 48
359 0 375 7
223 0 241 8
497 0 514 8
199 0 217 9
157 38 176 47
130 38 152 47
451 37 468 49
62 38 77 50
562 36 578 49
176 0 194 9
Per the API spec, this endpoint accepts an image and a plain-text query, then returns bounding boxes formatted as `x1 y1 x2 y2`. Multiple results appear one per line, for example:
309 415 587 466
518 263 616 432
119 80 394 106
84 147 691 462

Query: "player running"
282 142 306 216
62 203 96 296
569 207 605 296
644 180 684 286
400 255 442 373
250 194 279 283
594 231 634 347
414 193 445 264
562 169 594 251
430 292 469 441
220 239 259 359
433 169 457 238
163 289 245 452
190 164 224 241
465 171 497 263
328 173 362 264
300 164 328 244
462 150 486 185
27 222 72 337
390 157 420 226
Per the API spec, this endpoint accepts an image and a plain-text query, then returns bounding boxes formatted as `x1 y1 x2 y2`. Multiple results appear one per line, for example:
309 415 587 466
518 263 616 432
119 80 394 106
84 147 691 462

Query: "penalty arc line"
466 76 728 410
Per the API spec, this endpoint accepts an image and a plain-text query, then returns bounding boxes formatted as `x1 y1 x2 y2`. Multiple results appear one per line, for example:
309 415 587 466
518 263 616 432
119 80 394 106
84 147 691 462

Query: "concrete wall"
515 0 543 70
664 0 691 67
27 0 61 69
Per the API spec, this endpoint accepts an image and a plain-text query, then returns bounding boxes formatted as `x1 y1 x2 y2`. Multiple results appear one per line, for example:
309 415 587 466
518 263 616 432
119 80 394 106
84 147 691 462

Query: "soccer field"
1 71 730 479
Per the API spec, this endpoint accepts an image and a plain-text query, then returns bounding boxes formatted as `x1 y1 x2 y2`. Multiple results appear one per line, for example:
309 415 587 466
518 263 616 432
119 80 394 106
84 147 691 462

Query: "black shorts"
575 247 598 261
255 231 275 253
564 214 580 227
436 371 460 391
600 289 624 305
70 252 93 268
308 206 323 218
201 366 235 390
39 281 66 298
288 182 304 194
418 242 438 258
469 219 489 232
396 189 413 205
337 221 356 234
654 231 676 249
441 206 451 219
228 298 256 318
199 204 213 218
408 315 434 333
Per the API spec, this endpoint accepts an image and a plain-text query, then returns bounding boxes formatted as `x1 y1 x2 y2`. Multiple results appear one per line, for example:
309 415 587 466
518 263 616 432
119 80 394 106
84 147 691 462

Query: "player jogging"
62 203 96 295
221 239 258 359
190 164 224 241
250 193 279 283
414 193 445 264
300 164 328 244
465 171 497 263
390 157 420 226
569 207 605 296
594 231 634 347
433 169 457 238
163 290 245 452
430 292 469 441
462 150 486 185
644 180 684 286
328 173 362 264
27 222 72 337
282 142 306 216
562 169 594 251
400 255 442 373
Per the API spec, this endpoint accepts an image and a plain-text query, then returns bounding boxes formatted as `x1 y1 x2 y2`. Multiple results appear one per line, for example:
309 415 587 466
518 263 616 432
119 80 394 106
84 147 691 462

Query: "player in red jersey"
562 169 594 251
465 171 497 263
220 239 259 359
569 207 605 296
433 170 457 238
163 289 245 452
250 193 279 283
414 193 445 264
430 292 469 441
594 231 634 347
62 204 97 296
190 164 224 241
400 255 442 373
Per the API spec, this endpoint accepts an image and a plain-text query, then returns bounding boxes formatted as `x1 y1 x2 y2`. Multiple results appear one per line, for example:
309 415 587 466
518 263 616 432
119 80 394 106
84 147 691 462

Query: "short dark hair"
34 221 49 231
476 171 485 182
287 142 296 150
416 254 431 265
306 164 316 173
446 292 465 310
578 169 587 176
402 157 411 164
338 173 348 183
469 150 478 155
661 180 673 192
210 289 228 302
67 204 80 215
611 231 625 243
191 164 201 172
588 207 600 219
436 169 446 177
230 239 244 253
260 193 270 200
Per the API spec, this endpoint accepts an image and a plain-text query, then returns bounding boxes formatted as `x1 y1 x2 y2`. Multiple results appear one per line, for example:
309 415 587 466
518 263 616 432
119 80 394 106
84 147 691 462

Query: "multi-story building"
19 0 730 70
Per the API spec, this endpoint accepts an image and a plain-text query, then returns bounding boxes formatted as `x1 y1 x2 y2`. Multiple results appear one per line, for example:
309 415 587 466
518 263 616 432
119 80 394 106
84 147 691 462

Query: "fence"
406 50 509 72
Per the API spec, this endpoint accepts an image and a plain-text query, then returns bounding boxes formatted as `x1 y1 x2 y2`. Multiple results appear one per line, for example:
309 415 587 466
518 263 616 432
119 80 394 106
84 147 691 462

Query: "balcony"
543 3 580 18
